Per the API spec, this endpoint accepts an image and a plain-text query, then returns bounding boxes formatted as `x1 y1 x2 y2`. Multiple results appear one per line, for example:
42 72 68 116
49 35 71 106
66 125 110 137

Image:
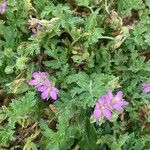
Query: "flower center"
46 84 52 93
100 105 105 110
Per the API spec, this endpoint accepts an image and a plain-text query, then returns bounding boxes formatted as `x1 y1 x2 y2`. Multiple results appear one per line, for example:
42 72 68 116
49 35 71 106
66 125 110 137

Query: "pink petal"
113 103 123 111
121 101 129 106
35 83 43 88
95 103 100 110
107 90 113 99
113 101 128 110
39 72 46 78
50 90 57 100
52 87 59 93
0 1 6 14
93 109 102 120
104 90 113 103
98 97 105 105
143 86 150 93
37 86 47 92
45 79 51 86
115 91 123 101
41 91 49 100
102 109 112 120
28 80 39 86
32 72 40 78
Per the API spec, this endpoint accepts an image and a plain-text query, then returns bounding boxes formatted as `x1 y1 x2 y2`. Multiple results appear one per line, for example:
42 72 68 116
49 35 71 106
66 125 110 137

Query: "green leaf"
80 118 98 150
111 134 129 150
117 0 143 16
75 0 90 6
43 60 61 69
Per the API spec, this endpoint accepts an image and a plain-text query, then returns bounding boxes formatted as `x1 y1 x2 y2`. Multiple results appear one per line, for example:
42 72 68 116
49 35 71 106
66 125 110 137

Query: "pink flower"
29 72 47 88
105 90 129 111
142 83 150 94
38 79 59 100
0 0 6 15
92 90 128 122
29 71 59 101
93 97 112 121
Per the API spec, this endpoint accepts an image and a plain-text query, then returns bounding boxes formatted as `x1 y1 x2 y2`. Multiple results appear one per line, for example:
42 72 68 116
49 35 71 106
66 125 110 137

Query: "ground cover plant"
0 0 150 149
